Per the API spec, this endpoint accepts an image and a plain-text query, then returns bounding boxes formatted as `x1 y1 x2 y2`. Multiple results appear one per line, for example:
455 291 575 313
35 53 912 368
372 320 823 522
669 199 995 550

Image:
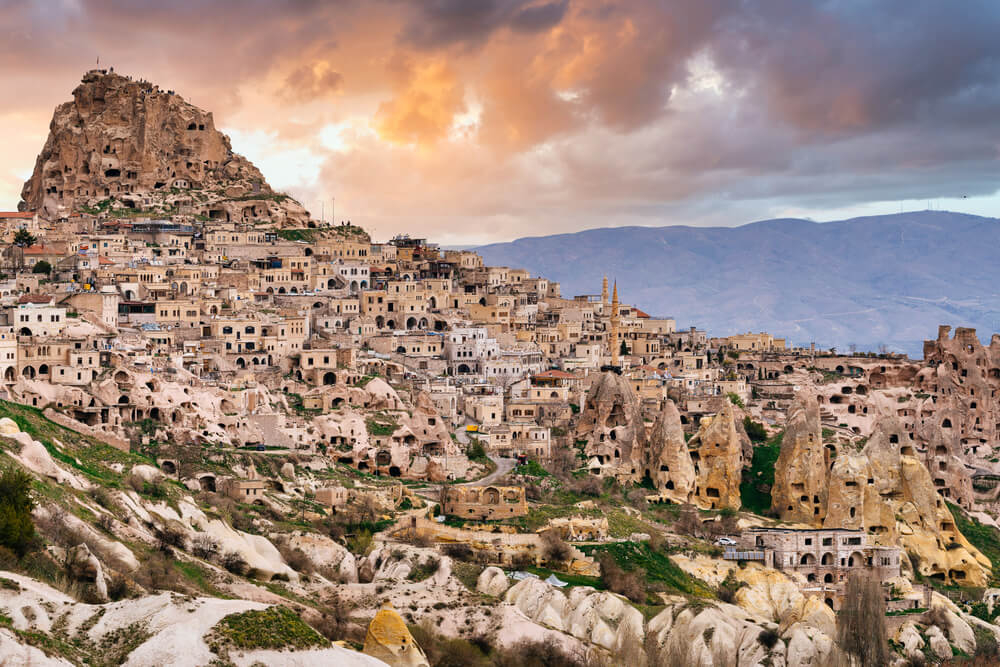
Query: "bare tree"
837 570 889 666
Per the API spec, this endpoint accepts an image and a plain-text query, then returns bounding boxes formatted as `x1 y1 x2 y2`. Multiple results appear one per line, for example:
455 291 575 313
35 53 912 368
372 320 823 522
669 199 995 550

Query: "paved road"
460 454 516 487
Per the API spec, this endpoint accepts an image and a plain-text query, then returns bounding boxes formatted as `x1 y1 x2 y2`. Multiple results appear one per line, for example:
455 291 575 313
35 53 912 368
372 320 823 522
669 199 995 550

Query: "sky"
3 0 1000 245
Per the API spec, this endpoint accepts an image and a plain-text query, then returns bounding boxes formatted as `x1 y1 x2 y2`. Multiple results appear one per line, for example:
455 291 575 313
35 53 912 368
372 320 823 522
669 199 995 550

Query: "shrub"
221 550 249 576
0 465 35 557
598 552 647 604
442 543 473 561
743 417 768 443
277 542 315 574
573 476 602 497
191 534 221 561
758 628 780 650
208 606 327 652
540 531 572 564
31 260 52 275
156 525 187 551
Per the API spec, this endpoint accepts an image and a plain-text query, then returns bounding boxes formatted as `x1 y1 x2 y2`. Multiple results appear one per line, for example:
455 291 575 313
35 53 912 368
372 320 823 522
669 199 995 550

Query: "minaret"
601 276 608 309
610 281 620 366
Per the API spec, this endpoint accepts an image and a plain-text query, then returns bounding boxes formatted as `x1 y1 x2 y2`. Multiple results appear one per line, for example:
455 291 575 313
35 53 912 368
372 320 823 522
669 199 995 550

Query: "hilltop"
474 210 1000 356
18 68 313 229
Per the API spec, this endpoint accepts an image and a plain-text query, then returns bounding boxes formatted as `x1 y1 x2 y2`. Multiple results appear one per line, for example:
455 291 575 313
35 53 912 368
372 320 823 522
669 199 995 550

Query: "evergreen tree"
12 229 36 248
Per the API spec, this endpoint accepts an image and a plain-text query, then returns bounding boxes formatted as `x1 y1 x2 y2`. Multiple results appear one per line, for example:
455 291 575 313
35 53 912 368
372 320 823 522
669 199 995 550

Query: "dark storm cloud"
398 0 570 49
713 0 1000 134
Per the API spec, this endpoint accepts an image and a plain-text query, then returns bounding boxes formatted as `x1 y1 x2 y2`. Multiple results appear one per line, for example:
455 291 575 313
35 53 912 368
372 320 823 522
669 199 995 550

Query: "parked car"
715 537 737 546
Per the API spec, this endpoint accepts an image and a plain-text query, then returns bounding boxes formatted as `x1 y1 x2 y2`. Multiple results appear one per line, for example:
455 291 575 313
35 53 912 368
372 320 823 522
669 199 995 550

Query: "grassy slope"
740 431 783 516
948 502 1000 585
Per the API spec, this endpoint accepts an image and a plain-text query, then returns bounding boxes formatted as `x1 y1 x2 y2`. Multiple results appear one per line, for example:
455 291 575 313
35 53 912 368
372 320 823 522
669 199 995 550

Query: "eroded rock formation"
688 403 745 510
644 400 696 503
576 372 647 481
772 392 829 524
20 69 309 226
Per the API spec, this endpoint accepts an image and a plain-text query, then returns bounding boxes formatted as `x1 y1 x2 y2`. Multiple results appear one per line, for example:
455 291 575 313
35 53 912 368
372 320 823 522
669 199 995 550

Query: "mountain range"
472 210 1000 357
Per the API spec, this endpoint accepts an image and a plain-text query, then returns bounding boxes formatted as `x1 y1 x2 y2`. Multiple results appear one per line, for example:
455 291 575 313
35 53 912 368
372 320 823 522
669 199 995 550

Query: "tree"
619 341 628 357
12 229 36 248
837 570 889 666
32 260 51 275
0 465 35 557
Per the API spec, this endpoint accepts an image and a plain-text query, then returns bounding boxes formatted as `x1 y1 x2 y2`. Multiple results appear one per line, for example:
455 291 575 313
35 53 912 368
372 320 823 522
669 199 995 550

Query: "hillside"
473 210 1000 356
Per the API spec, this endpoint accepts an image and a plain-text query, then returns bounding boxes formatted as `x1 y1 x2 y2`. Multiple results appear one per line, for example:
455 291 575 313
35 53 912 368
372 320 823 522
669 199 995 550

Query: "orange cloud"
375 55 466 146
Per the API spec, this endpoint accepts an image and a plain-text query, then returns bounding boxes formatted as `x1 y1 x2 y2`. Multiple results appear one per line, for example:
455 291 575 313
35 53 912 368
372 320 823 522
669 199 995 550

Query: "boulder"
131 464 163 483
66 543 107 601
926 625 952 660
362 603 429 667
896 622 925 660
476 567 509 597
0 418 20 435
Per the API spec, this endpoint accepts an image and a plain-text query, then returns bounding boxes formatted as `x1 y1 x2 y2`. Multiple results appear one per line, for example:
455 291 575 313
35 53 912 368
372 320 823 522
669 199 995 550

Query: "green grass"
277 228 318 243
208 606 328 652
948 502 1000 584
739 431 783 516
516 460 549 477
580 542 714 598
0 400 149 486
365 413 399 437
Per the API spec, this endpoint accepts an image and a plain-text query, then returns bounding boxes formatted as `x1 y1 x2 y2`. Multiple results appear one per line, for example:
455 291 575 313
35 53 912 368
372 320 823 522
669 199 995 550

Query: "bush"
442 543 473 561
222 550 249 576
743 417 768 443
31 260 51 275
277 542 315 574
191 534 220 561
598 552 647 604
572 476 602 497
0 465 35 557
540 531 572 564
156 525 187 551
758 628 780 650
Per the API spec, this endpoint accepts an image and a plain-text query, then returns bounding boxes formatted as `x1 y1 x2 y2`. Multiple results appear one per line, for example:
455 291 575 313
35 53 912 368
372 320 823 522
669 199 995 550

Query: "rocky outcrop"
363 603 430 667
20 69 309 226
644 400 696 502
688 403 744 510
818 415 992 585
65 543 108 602
476 567 509 597
0 574 381 666
504 577 645 654
576 372 647 482
771 392 829 524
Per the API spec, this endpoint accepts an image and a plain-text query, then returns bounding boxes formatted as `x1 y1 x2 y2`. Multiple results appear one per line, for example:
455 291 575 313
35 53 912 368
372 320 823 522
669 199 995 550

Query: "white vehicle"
715 537 737 546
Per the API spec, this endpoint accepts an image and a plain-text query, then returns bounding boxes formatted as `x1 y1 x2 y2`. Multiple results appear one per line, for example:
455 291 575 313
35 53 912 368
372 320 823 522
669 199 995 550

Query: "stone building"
440 486 527 520
727 527 901 610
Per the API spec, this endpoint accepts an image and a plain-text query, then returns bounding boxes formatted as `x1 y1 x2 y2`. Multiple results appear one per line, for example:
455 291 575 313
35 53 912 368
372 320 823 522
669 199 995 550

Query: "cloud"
1 0 1000 243
375 54 466 146
281 62 344 102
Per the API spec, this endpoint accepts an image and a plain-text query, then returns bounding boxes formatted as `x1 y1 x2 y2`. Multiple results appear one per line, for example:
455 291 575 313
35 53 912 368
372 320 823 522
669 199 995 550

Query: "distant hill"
472 211 1000 357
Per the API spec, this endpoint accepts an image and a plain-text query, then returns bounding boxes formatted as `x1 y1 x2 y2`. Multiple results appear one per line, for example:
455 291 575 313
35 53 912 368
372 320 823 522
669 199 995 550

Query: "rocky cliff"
771 392 829 524
20 69 309 226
